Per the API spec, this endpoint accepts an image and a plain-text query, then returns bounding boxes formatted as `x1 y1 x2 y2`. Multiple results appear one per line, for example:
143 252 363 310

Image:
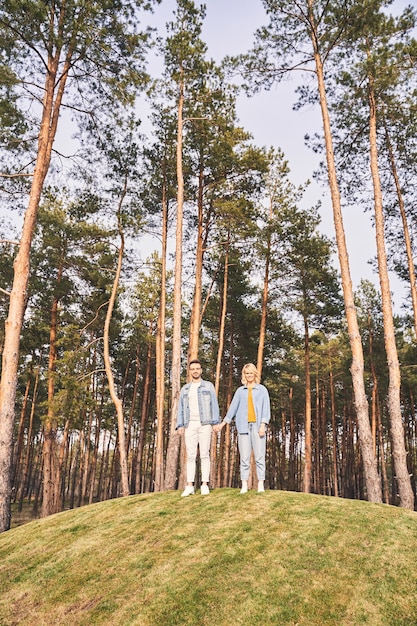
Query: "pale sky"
146 0 409 312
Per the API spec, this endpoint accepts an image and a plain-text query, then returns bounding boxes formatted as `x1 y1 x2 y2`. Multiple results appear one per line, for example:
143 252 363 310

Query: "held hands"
213 422 266 436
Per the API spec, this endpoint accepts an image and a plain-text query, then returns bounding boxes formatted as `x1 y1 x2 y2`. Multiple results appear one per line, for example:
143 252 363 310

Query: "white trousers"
184 421 212 483
238 423 266 481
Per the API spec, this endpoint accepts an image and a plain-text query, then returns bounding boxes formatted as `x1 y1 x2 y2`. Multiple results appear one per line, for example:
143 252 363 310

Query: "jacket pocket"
201 391 212 420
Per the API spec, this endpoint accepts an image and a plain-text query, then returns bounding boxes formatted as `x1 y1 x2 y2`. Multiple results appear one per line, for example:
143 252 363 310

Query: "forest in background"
1 0 417 532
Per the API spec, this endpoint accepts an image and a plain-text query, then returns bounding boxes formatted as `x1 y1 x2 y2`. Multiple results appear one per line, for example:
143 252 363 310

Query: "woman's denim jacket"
224 384 270 434
176 379 220 429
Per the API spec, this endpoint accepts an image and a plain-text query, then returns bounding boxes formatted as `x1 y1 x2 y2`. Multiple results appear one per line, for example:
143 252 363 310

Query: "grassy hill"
1 489 416 625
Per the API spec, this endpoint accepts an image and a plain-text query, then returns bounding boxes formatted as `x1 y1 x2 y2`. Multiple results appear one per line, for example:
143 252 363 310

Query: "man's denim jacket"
176 379 220 429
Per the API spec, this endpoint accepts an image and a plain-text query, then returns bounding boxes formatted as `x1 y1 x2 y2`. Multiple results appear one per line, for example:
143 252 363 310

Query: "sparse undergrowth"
1 489 416 625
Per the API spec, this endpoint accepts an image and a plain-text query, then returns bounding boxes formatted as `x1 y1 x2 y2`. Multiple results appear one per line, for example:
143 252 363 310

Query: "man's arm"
209 382 220 423
176 388 185 430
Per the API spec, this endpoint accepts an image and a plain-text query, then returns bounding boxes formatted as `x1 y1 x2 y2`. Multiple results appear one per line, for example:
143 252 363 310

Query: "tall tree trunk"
11 374 31 495
407 389 417 498
18 361 41 511
55 418 70 512
165 72 185 491
42 291 60 518
314 366 321 494
61 420 72 509
154 175 168 492
377 405 390 504
135 341 152 493
103 182 129 497
125 353 140 479
280 409 286 489
188 162 205 361
81 405 93 503
307 0 382 503
303 315 312 493
257 200 272 377
368 313 378 455
88 410 102 505
32 435 44 514
220 326 234 487
367 71 414 509
76 428 86 508
0 44 73 531
69 436 80 510
288 386 296 491
212 239 229 486
97 428 111 503
320 380 327 494
214 240 229 395
384 121 417 343
329 364 339 498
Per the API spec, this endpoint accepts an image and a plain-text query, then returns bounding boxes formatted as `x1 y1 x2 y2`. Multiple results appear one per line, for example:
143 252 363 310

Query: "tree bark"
367 71 414 509
211 239 229 486
288 386 296 491
18 361 41 512
11 374 31 496
154 175 168 492
384 121 417 343
307 0 382 503
257 199 272 378
188 162 205 361
103 182 129 498
135 341 152 493
0 39 73 531
329 365 339 498
88 409 102 505
303 315 312 493
42 271 61 518
165 70 185 491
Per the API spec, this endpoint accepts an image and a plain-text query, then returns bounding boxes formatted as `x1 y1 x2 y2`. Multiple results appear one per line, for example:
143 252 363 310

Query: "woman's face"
244 369 256 385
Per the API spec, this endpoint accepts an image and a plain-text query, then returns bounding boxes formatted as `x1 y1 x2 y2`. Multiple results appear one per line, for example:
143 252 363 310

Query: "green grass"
1 489 417 625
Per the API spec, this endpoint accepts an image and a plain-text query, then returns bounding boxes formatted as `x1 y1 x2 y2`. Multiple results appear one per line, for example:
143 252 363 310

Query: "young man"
176 359 220 496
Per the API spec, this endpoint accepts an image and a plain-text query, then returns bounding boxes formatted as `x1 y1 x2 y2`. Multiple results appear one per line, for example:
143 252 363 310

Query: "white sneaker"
240 481 248 494
258 481 265 493
181 485 195 497
200 484 210 495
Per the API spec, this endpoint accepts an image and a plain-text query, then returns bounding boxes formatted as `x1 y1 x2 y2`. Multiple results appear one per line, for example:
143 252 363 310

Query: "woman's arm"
213 387 241 432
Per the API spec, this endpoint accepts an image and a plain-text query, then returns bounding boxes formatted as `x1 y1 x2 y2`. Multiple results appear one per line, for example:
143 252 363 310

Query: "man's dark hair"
189 359 201 367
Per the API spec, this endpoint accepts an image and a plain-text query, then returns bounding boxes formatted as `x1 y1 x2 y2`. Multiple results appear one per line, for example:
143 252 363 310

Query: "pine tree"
245 0 383 503
0 0 157 531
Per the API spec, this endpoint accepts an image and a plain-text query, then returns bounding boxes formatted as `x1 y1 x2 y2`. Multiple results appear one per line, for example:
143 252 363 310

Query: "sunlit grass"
1 489 417 625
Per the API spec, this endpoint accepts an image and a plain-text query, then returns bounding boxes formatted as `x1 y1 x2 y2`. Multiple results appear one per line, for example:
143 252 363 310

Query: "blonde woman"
214 363 270 493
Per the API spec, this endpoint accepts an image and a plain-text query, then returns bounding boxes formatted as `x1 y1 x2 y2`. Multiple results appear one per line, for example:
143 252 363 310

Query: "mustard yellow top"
247 387 256 422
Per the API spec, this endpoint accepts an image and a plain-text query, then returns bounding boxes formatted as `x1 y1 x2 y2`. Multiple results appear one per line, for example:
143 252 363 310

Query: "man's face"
189 363 202 380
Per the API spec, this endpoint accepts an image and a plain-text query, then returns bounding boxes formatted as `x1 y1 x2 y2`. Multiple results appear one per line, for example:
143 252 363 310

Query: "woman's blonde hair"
241 363 260 385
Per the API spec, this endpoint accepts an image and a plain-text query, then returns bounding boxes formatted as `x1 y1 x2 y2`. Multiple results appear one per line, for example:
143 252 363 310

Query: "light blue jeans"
238 423 266 481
